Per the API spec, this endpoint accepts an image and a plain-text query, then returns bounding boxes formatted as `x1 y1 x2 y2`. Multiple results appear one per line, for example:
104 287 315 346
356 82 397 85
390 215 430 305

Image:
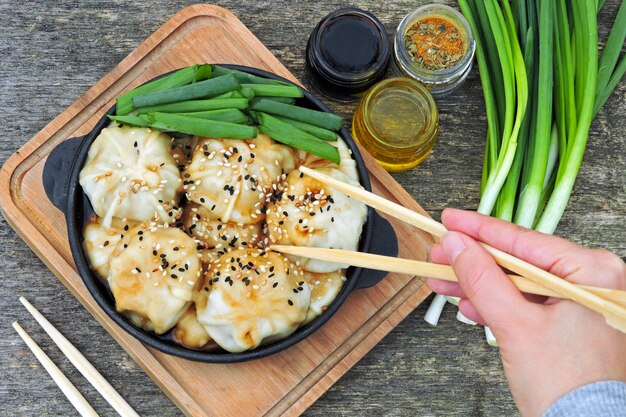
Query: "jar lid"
307 8 390 88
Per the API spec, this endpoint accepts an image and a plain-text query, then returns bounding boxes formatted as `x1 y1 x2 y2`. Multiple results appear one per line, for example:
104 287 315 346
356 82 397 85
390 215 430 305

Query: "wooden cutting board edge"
0 5 435 416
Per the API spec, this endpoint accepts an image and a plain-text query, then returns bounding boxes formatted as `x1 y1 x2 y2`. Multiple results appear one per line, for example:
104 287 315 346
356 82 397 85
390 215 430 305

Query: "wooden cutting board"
0 5 436 417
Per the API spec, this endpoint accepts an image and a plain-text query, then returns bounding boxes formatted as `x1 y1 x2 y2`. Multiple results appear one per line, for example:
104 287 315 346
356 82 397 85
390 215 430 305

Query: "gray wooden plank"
0 1 623 416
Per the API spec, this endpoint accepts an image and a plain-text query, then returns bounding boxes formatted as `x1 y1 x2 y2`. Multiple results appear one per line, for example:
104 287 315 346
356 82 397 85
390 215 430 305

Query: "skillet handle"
354 212 399 289
43 136 84 214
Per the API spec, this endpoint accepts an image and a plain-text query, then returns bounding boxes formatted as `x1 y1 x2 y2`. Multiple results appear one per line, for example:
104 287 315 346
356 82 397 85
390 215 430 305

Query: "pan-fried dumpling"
195 248 310 353
83 217 136 280
183 134 297 223
267 167 367 272
302 270 346 324
79 124 183 228
108 226 202 334
169 135 198 170
173 305 211 349
182 203 263 264
302 137 358 181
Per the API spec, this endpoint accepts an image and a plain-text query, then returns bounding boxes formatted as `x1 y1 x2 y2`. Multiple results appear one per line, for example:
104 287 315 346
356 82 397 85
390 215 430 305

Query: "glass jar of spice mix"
306 8 391 101
392 4 476 97
352 77 439 172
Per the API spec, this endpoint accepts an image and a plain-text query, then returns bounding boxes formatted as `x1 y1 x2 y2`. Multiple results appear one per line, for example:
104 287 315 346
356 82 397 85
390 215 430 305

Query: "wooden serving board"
0 5 435 417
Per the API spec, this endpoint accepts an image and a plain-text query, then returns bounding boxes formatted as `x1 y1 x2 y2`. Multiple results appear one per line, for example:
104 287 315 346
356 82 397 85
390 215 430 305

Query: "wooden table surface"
0 1 624 416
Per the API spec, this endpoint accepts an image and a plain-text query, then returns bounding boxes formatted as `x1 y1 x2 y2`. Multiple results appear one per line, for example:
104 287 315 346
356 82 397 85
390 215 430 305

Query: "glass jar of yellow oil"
351 77 439 171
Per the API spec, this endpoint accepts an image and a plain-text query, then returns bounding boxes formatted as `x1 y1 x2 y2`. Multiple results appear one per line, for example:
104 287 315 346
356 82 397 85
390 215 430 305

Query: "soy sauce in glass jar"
306 8 391 102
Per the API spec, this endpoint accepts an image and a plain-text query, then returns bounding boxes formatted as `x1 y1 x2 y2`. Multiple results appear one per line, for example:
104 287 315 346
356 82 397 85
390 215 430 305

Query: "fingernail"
442 232 466 263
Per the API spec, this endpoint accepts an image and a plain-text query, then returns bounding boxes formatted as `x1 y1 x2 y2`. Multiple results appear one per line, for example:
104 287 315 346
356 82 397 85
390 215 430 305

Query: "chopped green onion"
144 112 257 140
211 91 243 99
132 74 240 108
116 64 212 115
239 87 255 99
107 115 150 128
251 96 296 105
250 99 343 131
211 65 292 86
257 112 339 164
242 83 304 98
170 109 249 124
136 98 249 114
271 115 337 141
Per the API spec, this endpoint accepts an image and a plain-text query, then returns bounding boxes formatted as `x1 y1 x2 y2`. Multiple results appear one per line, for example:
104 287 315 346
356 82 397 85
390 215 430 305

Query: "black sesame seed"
288 299 294 306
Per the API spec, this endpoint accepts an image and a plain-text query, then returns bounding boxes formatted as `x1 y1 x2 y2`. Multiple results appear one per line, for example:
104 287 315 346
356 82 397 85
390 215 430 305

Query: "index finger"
441 208 590 278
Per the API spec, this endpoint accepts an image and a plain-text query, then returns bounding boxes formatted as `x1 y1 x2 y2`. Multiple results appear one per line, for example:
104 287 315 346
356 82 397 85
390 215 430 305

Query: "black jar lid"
306 8 390 100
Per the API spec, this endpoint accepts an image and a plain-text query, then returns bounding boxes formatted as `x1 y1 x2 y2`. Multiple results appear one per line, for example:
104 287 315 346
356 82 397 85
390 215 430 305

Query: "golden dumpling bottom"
108 226 202 334
196 248 310 353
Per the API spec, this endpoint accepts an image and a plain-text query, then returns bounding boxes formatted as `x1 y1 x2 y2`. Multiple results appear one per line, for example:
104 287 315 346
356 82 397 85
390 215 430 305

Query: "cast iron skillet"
42 65 398 362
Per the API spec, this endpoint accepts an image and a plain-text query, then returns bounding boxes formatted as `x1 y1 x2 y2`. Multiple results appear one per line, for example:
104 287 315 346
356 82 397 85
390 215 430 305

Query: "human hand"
426 208 626 417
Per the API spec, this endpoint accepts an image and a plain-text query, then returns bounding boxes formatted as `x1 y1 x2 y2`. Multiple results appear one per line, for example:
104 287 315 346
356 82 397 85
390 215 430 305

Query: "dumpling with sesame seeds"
107 226 202 334
79 123 183 228
181 203 263 264
301 270 346 325
83 217 137 280
302 137 359 182
266 167 367 273
173 304 212 349
183 134 298 224
195 248 310 353
169 135 198 170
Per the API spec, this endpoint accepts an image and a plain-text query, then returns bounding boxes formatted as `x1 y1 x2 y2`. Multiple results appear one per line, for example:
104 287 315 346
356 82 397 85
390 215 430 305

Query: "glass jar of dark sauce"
306 8 390 102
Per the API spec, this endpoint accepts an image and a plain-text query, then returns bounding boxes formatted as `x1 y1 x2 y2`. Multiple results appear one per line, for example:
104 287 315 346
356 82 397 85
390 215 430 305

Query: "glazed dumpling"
108 226 202 334
195 248 310 353
169 135 198 170
302 270 346 324
79 124 182 227
83 217 136 280
173 305 211 349
183 134 297 223
182 203 263 263
267 167 367 272
302 137 359 181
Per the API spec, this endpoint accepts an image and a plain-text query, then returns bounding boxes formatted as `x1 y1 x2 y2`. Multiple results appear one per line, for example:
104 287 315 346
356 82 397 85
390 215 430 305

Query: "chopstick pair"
13 297 139 417
271 245 626 307
272 166 626 334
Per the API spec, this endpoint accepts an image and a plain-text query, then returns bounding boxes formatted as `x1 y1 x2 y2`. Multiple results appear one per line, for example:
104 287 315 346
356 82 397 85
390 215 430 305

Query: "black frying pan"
42 65 398 362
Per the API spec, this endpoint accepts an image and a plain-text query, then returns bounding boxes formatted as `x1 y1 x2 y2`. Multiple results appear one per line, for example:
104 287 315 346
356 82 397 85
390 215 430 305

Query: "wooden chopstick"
19 297 140 417
12 321 99 417
271 245 626 307
298 166 626 333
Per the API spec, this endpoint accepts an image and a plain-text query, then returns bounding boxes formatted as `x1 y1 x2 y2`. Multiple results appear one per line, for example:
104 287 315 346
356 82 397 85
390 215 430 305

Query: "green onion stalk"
425 0 625 344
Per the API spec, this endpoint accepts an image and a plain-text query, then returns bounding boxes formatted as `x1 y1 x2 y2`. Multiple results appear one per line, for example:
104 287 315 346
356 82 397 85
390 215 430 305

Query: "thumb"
441 231 542 335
